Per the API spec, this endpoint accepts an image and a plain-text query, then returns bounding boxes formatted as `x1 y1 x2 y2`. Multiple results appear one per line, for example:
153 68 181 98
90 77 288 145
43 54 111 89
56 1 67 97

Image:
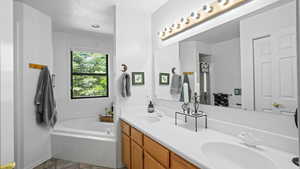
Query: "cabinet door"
131 141 143 169
171 153 198 169
144 152 166 169
122 133 131 169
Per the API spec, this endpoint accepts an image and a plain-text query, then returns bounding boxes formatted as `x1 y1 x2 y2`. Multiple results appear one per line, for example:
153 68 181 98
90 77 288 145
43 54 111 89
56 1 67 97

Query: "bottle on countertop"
148 101 155 113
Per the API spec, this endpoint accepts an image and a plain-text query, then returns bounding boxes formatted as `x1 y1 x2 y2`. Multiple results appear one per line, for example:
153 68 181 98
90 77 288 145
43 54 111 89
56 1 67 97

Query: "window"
71 50 108 99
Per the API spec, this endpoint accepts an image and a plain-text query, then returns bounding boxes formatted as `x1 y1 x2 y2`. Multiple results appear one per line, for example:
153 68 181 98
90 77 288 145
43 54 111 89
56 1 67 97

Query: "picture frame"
132 72 145 85
159 73 170 85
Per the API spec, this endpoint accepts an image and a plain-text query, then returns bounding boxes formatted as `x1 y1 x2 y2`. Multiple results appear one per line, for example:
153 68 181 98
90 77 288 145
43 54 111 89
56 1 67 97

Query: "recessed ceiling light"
91 24 100 29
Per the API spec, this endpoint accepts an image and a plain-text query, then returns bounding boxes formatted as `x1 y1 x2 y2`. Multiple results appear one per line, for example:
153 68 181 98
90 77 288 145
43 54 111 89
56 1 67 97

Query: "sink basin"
201 142 278 169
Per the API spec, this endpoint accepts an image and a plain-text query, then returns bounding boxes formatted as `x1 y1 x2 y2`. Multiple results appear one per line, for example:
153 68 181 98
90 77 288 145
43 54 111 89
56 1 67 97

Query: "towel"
179 74 191 102
120 73 131 97
34 67 57 127
170 74 182 95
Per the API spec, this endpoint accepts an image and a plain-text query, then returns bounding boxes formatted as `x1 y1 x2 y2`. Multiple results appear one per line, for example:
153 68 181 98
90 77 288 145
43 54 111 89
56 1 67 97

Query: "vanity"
120 112 297 169
121 119 199 169
120 0 299 169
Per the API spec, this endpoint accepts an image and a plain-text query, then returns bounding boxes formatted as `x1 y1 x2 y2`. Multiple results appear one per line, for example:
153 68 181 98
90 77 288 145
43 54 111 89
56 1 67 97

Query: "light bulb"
159 31 165 37
217 0 229 6
203 4 213 13
167 27 173 33
172 23 181 29
190 11 200 20
180 17 190 25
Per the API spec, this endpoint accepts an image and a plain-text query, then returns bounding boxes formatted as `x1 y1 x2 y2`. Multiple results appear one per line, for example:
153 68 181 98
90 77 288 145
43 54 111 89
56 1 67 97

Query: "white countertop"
120 111 298 169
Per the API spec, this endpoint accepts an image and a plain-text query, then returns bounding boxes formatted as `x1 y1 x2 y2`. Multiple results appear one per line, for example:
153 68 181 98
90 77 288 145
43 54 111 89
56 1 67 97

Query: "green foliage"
72 51 108 98
72 51 107 73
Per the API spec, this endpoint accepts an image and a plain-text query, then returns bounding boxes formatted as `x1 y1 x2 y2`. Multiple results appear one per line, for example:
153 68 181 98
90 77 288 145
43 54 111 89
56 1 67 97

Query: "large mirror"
154 1 297 114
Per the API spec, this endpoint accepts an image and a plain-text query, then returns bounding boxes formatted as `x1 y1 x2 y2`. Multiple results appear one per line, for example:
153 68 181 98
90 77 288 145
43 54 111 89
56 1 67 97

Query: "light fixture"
159 0 246 40
202 4 213 13
180 17 190 25
158 31 165 37
190 11 201 20
218 0 229 6
91 24 100 29
167 27 173 33
172 23 181 29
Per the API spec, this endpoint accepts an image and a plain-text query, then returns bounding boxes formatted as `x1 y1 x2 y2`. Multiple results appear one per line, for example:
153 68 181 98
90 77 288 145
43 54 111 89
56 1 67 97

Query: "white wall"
210 38 241 108
14 2 53 169
0 0 14 165
53 31 114 121
152 0 298 154
114 4 152 168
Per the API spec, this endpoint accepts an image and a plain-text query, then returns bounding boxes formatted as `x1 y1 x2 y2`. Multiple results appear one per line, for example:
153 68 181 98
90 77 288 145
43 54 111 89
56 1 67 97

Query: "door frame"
296 0 300 159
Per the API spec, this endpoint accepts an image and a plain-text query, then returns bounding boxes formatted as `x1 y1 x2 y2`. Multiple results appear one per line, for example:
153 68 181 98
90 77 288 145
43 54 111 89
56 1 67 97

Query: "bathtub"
51 118 116 168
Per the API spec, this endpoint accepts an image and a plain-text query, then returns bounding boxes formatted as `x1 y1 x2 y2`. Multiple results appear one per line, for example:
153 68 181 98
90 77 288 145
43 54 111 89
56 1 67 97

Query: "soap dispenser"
147 101 155 113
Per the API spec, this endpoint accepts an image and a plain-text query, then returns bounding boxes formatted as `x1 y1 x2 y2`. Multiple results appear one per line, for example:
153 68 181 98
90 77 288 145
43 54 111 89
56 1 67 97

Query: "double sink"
123 112 296 169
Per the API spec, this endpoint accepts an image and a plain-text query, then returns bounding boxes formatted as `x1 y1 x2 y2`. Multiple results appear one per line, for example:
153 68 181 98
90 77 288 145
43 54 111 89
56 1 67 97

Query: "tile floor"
33 158 113 169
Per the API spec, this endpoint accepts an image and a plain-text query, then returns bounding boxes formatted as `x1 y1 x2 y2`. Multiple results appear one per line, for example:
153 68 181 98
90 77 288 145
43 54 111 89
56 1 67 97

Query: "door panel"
122 133 131 169
273 27 297 114
254 27 297 114
144 152 166 169
131 141 143 169
254 36 273 112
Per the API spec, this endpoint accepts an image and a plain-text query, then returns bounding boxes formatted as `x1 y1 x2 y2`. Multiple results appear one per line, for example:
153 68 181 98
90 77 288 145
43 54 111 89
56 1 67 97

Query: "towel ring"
171 67 176 74
121 64 128 72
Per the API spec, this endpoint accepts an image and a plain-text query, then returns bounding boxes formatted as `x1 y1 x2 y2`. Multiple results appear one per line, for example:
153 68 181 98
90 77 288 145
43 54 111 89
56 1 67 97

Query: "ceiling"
17 0 168 35
184 20 240 44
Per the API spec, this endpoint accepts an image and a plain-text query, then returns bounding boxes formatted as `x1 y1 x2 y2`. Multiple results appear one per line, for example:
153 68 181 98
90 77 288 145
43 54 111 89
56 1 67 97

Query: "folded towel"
170 74 182 95
120 73 131 97
34 67 57 127
179 74 191 102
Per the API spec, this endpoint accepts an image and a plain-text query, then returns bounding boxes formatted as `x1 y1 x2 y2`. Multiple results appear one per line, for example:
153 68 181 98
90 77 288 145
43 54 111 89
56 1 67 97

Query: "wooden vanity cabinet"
144 136 170 168
144 152 166 169
122 133 131 169
131 141 143 169
121 120 201 169
171 152 198 169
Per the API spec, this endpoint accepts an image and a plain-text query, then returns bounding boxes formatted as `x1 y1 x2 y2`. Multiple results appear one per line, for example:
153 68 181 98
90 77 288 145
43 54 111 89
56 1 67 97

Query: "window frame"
70 50 109 99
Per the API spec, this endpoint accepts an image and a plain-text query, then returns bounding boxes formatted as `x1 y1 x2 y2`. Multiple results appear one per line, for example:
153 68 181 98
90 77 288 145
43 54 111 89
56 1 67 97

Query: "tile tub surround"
120 112 298 169
33 158 115 169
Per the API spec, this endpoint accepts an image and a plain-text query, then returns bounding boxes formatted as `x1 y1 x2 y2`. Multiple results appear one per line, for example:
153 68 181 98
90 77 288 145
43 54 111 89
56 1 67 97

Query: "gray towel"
34 67 57 127
180 74 192 102
120 73 131 97
170 74 182 95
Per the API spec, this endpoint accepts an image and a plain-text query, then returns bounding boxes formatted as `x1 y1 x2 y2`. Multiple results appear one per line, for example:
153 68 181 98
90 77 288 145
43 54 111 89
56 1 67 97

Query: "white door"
254 36 273 113
254 27 297 114
272 27 298 114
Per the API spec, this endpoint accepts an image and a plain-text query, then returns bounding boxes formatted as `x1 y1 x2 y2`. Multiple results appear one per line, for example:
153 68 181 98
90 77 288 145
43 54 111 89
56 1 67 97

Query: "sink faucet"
238 132 260 147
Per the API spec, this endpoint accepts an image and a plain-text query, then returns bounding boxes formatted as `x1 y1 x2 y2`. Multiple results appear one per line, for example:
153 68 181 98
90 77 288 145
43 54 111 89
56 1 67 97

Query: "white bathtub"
51 118 116 168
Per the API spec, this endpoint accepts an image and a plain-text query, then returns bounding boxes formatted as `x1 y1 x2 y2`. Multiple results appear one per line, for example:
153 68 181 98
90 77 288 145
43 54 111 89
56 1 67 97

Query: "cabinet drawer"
121 120 131 136
131 127 143 146
144 136 169 168
144 152 166 169
171 153 198 169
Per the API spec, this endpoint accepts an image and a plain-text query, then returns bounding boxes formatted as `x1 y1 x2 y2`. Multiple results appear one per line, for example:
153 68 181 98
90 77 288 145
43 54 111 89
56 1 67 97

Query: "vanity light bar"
159 0 247 40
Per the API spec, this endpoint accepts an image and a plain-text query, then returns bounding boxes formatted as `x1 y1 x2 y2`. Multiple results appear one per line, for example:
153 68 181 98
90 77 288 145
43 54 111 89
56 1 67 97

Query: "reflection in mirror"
154 1 297 114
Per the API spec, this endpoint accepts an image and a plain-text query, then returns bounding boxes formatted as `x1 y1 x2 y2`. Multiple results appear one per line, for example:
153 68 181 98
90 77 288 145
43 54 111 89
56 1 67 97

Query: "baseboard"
23 155 51 169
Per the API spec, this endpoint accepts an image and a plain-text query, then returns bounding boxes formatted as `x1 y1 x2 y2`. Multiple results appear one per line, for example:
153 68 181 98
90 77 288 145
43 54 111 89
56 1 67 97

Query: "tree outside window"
71 50 108 99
